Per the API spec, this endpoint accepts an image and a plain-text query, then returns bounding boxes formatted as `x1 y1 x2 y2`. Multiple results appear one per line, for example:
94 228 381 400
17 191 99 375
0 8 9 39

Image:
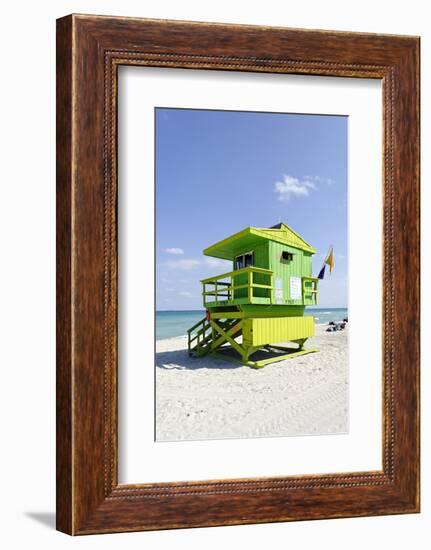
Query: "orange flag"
325 246 334 273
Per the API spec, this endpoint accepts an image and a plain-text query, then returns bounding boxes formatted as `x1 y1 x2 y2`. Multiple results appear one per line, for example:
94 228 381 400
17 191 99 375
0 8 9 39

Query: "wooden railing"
201 267 273 306
187 317 211 356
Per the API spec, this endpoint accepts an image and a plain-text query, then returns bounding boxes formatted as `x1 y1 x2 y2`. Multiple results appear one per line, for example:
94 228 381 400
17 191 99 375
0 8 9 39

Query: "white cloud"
178 291 193 297
162 259 201 270
160 253 231 272
204 257 229 268
164 247 184 255
274 174 334 202
304 175 334 186
274 175 316 202
161 256 230 271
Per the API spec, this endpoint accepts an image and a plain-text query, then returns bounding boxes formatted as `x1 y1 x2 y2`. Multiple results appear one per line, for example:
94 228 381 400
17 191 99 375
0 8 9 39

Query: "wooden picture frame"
56 14 420 535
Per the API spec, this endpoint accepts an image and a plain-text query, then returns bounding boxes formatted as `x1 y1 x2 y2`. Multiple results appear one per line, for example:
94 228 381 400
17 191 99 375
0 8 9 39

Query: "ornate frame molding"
57 15 419 534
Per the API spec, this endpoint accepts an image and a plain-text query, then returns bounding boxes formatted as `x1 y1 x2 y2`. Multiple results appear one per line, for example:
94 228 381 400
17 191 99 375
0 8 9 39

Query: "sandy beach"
155 324 348 442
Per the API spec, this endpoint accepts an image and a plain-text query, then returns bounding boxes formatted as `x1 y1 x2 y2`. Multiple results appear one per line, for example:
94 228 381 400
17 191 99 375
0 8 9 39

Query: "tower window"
281 251 294 262
244 252 254 267
234 251 254 270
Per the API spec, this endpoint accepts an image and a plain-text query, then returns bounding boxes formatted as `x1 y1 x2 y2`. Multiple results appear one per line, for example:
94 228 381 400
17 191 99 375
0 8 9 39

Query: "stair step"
187 317 240 357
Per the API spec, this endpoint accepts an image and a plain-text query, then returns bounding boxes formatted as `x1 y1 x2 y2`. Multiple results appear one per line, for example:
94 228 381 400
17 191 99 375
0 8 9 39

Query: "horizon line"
156 306 348 312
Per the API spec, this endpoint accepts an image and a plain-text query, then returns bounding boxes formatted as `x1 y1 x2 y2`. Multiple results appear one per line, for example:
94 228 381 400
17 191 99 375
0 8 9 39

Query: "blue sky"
155 108 348 310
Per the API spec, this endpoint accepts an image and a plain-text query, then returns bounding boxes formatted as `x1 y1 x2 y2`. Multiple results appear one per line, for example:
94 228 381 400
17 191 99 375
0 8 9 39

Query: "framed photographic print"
56 14 420 534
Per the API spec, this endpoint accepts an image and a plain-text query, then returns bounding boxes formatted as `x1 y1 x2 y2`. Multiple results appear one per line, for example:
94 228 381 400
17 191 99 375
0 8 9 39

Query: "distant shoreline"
156 307 348 313
156 321 343 342
156 308 348 341
156 322 346 343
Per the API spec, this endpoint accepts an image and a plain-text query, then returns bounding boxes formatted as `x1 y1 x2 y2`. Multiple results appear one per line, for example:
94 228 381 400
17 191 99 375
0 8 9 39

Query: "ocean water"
156 308 348 340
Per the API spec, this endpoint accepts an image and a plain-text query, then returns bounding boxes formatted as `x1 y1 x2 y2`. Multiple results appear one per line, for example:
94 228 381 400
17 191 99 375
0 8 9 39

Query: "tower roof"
204 222 316 260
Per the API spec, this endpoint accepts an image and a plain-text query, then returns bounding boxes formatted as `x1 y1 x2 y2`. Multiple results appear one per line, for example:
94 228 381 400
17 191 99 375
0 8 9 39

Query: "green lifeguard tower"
187 223 319 368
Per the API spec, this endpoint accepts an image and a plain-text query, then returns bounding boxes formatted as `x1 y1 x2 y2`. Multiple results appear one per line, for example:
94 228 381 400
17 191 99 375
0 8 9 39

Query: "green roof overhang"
204 226 316 260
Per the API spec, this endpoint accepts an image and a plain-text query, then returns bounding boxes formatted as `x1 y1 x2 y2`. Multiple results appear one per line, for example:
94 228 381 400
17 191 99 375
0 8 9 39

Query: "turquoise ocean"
156 308 348 341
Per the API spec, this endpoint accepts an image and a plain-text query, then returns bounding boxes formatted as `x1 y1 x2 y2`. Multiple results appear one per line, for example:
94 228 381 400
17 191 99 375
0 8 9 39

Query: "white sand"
155 324 348 442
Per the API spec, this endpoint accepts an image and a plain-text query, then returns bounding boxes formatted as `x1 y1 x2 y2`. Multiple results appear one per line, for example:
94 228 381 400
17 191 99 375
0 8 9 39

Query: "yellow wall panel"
246 316 314 346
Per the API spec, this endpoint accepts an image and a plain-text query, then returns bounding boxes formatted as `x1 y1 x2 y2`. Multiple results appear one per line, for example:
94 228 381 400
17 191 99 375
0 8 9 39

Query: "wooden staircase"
187 315 316 367
187 317 240 357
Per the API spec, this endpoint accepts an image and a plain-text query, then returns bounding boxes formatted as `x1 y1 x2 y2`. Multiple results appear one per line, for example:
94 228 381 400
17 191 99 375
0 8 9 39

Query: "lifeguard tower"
187 223 319 368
